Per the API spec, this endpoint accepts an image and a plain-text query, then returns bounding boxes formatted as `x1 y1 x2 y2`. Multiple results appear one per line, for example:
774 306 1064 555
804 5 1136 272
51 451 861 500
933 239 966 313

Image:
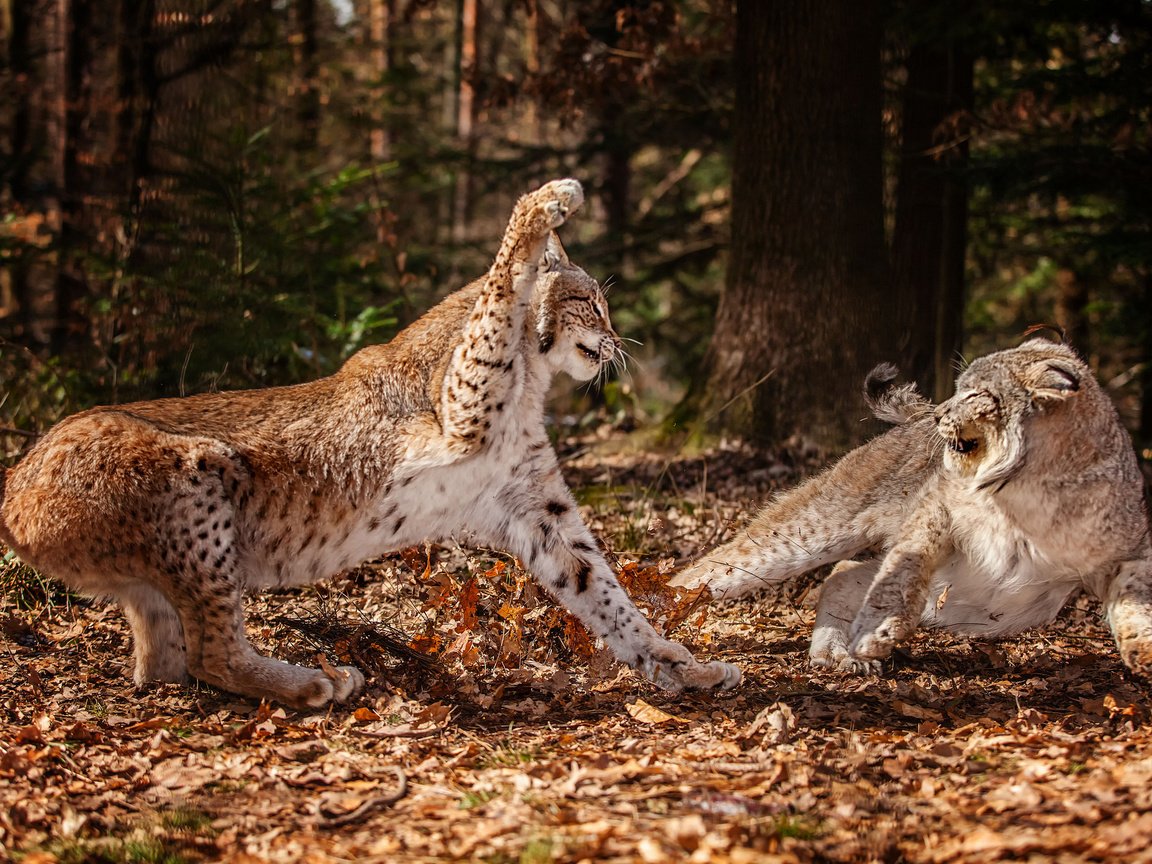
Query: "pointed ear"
1028 360 1081 403
541 233 569 272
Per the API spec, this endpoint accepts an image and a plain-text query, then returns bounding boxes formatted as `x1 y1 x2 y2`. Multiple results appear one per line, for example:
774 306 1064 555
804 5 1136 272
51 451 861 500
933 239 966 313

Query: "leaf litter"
1 433 1150 862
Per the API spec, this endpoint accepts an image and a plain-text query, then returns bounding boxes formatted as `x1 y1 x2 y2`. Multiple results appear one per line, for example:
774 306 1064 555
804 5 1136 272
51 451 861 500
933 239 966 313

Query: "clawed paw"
849 616 911 661
299 664 366 709
639 640 742 691
527 179 584 231
810 654 882 676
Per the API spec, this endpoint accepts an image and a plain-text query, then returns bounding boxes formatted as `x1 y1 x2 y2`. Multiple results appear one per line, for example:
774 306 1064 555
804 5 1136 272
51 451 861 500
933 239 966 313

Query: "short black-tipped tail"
864 363 932 425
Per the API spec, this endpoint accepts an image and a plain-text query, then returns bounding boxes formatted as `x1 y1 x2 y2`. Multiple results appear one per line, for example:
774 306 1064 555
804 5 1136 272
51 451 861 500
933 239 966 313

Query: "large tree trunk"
686 0 891 451
891 32 973 401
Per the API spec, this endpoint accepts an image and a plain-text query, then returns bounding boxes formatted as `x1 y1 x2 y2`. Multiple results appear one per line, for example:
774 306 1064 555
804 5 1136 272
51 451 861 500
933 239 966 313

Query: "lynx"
674 339 1152 675
0 179 740 708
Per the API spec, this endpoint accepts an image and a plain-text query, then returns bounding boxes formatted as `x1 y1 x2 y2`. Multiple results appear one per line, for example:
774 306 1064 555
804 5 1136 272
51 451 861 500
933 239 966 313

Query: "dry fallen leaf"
626 699 692 726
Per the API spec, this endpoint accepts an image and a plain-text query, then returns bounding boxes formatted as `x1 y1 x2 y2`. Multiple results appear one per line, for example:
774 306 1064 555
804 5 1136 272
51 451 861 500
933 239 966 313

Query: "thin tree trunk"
3 0 34 338
684 0 890 451
451 0 478 245
368 0 392 162
53 0 93 356
293 0 320 152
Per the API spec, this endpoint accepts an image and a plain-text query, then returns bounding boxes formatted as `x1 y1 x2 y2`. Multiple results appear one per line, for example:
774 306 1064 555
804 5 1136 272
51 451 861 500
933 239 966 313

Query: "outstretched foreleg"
485 463 740 691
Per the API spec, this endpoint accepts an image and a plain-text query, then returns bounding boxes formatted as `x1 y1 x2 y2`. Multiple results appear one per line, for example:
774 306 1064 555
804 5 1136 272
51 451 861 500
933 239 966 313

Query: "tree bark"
292 0 321 152
53 0 94 355
451 0 478 245
890 31 973 401
2 0 34 337
685 0 891 451
367 0 392 162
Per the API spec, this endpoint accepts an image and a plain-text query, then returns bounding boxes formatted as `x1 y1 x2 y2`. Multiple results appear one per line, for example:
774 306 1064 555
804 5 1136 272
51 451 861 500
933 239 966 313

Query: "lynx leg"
849 497 951 661
160 474 364 709
440 179 585 454
178 586 363 709
117 584 189 685
1103 557 1152 676
488 471 740 691
810 560 881 674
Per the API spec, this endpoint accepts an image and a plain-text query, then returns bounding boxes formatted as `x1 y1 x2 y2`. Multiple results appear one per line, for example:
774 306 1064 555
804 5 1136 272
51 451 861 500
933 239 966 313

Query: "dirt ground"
2 438 1151 863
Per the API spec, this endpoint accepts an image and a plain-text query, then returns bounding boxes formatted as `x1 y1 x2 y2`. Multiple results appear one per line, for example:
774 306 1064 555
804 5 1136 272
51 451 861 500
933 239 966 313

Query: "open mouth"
576 343 599 362
950 437 979 454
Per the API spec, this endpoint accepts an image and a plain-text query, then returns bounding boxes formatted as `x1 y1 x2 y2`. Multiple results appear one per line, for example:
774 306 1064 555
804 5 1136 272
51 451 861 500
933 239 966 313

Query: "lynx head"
935 338 1088 489
534 234 622 382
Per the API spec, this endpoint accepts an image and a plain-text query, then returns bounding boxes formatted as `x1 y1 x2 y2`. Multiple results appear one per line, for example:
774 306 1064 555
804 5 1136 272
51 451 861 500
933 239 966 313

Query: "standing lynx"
0 179 740 708
675 339 1152 676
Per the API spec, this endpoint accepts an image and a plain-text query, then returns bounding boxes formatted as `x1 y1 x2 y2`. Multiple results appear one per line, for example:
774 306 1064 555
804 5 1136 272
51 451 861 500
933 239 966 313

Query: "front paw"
849 614 914 660
1118 638 1152 677
527 178 584 231
639 640 742 691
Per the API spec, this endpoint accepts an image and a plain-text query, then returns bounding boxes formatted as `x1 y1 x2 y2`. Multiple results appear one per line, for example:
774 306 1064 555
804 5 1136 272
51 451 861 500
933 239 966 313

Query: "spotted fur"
0 179 740 708
674 339 1152 676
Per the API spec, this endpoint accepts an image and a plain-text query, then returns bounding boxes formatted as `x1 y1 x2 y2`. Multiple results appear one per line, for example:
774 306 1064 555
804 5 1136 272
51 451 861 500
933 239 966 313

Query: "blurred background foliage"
0 0 1149 462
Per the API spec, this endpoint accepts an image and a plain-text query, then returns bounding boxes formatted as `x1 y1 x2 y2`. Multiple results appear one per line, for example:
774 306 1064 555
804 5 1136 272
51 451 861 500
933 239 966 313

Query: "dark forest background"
1 0 1149 460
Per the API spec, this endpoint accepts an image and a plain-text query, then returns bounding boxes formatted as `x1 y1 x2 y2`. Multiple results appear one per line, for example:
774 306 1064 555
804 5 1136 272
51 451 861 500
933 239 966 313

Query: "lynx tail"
864 363 932 426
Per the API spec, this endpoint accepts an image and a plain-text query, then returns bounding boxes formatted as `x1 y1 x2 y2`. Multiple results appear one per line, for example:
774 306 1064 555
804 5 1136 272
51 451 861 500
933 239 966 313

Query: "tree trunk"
53 0 94 356
2 0 34 337
685 0 890 451
367 0 392 162
891 33 973 401
292 0 321 152
451 0 478 245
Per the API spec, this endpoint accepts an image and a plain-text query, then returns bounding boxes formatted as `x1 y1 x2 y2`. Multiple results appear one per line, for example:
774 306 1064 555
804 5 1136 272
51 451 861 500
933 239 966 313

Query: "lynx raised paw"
637 639 742 691
523 178 584 233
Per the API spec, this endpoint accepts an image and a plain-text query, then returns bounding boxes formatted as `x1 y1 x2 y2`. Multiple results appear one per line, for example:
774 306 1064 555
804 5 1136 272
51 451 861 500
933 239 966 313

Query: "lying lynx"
675 339 1152 675
0 179 739 708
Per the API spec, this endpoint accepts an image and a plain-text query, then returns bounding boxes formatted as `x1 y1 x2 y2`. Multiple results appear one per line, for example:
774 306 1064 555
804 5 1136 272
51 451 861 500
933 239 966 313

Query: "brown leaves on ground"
2 437 1151 863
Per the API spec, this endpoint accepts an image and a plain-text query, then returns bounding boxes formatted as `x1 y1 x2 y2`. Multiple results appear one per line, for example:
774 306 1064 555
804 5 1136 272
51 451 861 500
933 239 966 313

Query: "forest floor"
2 433 1151 863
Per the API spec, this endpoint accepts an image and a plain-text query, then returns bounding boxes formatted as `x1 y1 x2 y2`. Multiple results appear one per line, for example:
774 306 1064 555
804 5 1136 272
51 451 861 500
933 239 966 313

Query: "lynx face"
536 268 622 383
936 341 1083 489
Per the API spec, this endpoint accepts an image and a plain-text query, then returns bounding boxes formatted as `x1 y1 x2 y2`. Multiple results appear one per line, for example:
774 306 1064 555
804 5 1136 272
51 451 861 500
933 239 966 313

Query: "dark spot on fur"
197 458 207 472
575 562 591 593
546 500 569 516
369 517 381 532
393 515 407 533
